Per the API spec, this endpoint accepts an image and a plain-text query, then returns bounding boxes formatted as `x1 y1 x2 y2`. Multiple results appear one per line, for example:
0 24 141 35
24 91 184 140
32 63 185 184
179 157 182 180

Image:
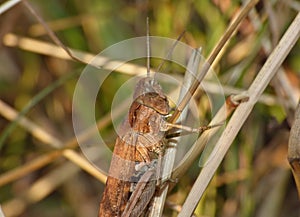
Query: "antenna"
146 17 150 77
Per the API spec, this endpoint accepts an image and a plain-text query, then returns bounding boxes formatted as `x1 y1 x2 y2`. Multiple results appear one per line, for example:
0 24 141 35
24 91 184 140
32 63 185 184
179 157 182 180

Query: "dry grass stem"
149 48 203 216
3 33 150 76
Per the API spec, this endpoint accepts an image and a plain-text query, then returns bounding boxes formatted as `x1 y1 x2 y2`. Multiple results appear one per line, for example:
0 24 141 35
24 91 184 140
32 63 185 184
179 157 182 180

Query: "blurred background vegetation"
0 0 299 216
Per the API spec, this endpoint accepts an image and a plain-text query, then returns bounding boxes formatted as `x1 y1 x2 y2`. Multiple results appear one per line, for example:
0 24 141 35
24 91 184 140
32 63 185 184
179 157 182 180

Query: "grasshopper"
98 19 177 215
98 21 219 216
98 65 171 217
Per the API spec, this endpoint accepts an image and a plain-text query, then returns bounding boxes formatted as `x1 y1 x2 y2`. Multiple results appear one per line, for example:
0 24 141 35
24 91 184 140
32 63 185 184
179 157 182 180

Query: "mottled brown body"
98 77 170 217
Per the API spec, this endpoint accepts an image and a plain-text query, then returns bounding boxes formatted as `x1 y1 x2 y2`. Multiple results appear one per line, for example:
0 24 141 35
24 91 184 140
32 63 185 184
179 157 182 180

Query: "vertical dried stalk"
148 48 202 216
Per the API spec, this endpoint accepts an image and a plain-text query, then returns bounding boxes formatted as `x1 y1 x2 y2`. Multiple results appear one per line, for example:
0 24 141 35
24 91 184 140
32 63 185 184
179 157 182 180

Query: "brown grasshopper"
98 23 219 216
98 17 173 216
98 72 171 217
